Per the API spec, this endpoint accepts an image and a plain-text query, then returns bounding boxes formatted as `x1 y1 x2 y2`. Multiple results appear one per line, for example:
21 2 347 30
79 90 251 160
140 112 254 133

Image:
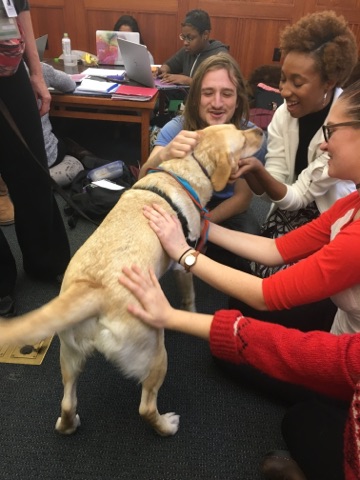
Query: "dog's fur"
0 124 263 436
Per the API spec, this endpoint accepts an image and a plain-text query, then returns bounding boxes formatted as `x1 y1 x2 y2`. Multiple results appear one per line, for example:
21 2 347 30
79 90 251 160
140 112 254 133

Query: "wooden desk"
50 92 158 165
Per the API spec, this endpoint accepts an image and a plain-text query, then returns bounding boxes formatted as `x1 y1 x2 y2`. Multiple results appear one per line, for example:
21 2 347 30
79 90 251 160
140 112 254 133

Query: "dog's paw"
55 414 81 435
158 412 180 436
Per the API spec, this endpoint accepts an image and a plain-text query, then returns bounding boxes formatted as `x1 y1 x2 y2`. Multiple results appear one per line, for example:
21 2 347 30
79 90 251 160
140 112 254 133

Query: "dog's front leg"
172 266 196 312
139 334 179 436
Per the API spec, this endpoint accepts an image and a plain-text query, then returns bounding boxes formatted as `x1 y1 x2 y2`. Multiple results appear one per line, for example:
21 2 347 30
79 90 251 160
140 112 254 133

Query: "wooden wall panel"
31 0 77 58
29 0 360 79
236 18 289 78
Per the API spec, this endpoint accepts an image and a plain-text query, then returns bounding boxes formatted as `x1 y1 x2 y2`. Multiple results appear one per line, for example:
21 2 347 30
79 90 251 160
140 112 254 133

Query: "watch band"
177 247 193 264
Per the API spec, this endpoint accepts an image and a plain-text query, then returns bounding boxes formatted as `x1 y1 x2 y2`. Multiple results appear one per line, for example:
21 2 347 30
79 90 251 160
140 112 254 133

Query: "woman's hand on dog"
119 265 172 329
120 265 213 340
143 204 189 261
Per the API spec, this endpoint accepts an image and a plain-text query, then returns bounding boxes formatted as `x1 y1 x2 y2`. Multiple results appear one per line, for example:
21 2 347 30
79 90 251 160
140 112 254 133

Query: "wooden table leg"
140 110 151 165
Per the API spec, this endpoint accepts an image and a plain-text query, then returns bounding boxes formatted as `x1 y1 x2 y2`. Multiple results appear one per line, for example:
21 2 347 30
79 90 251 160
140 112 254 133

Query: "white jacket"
260 87 355 214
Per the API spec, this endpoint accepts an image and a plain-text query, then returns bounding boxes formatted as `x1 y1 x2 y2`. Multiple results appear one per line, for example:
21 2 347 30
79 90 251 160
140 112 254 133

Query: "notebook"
96 31 140 66
117 38 186 90
36 34 48 61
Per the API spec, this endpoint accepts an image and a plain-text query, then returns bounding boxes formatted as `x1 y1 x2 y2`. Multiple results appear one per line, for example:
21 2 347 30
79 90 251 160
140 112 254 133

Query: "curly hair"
183 53 249 131
280 10 358 86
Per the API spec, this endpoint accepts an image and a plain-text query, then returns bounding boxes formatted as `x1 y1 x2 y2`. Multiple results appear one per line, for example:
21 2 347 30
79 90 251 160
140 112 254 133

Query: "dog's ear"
195 126 244 191
210 153 233 191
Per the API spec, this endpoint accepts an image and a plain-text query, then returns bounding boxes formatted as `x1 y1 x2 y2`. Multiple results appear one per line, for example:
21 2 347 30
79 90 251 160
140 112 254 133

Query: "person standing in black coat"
0 0 70 316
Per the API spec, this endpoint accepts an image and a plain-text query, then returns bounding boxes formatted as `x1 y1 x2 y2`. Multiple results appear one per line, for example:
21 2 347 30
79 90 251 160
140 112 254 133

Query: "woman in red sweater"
119 80 360 479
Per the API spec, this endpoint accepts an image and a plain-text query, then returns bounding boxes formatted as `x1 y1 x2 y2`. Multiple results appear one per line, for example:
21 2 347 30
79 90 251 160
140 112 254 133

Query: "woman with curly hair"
228 10 358 331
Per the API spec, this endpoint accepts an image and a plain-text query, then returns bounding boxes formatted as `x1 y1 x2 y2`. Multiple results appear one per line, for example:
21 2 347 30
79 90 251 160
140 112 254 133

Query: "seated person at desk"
140 53 267 273
156 9 229 86
40 62 84 186
113 14 154 64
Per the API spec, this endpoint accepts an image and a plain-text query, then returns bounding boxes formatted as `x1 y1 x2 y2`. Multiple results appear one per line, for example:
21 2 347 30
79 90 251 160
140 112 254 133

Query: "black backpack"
64 156 138 228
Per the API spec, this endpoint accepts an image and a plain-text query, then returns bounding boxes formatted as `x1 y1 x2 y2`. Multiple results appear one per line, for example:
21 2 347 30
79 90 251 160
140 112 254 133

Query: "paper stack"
75 78 118 95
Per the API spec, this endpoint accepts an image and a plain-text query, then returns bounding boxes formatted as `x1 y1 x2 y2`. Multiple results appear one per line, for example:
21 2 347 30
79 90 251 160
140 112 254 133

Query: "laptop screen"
117 38 188 90
96 31 140 66
36 34 48 61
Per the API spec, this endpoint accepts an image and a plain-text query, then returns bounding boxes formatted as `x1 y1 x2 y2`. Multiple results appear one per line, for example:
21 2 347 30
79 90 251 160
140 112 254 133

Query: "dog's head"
195 124 264 191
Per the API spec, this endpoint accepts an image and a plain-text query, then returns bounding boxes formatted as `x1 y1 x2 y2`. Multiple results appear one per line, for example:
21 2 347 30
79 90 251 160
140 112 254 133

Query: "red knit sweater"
209 309 360 480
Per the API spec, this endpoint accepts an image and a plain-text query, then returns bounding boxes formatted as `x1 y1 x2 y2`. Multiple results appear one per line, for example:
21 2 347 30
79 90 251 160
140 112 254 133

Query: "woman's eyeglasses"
179 33 198 42
322 121 360 142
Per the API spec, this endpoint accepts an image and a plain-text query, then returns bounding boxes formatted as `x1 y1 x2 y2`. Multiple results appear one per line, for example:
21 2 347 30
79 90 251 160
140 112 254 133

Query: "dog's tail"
0 283 103 345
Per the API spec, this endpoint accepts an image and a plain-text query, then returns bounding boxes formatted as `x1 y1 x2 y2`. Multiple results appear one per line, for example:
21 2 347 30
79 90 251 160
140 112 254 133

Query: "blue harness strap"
146 167 210 250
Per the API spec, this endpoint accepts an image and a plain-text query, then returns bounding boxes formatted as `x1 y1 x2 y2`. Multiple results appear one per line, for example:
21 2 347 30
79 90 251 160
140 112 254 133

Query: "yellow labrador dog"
0 124 263 437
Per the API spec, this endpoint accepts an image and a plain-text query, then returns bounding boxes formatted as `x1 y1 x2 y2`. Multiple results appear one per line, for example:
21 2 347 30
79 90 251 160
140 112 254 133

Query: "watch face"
184 254 195 266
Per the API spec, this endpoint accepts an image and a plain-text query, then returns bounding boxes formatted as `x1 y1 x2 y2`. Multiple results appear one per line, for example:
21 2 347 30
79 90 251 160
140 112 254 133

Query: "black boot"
0 295 16 318
63 137 95 160
260 450 307 480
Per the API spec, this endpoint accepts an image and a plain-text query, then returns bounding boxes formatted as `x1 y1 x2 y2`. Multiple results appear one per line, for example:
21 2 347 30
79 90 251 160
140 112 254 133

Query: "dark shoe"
260 450 307 480
0 193 14 225
0 295 16 318
0 176 14 225
63 137 95 160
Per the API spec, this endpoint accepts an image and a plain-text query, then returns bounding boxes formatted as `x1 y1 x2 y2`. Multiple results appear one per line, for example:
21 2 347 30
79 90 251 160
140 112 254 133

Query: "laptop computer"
36 34 48 61
96 31 140 66
117 38 187 90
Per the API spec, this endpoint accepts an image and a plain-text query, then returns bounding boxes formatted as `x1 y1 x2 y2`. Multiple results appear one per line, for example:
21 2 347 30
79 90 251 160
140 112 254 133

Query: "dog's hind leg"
139 338 179 436
55 339 86 435
173 268 196 312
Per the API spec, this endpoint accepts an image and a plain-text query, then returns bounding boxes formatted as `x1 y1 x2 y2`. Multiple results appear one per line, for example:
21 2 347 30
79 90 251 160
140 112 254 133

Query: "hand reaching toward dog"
139 130 200 179
120 265 173 329
229 156 264 181
162 130 199 161
143 204 190 261
119 264 213 340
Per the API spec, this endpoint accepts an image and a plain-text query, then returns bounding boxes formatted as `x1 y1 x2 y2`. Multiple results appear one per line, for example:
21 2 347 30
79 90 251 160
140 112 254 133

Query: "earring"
323 91 328 105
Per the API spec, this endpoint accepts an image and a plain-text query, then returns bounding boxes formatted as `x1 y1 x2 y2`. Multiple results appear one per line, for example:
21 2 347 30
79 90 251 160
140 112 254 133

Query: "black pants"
282 399 346 480
0 62 70 296
206 200 260 273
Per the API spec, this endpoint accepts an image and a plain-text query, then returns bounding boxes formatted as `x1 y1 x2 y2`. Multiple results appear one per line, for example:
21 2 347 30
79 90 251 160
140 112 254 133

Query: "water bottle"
62 33 72 66
88 161 124 182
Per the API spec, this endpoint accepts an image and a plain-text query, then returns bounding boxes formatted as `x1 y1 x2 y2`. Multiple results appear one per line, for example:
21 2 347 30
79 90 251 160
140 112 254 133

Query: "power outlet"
272 48 281 62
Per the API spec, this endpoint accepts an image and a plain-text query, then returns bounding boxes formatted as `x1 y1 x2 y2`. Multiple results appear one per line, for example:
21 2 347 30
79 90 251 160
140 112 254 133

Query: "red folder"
112 84 157 101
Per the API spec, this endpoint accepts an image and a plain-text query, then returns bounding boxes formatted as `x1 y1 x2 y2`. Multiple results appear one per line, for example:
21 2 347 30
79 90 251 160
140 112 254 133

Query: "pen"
87 75 124 83
106 83 118 93
106 74 126 82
